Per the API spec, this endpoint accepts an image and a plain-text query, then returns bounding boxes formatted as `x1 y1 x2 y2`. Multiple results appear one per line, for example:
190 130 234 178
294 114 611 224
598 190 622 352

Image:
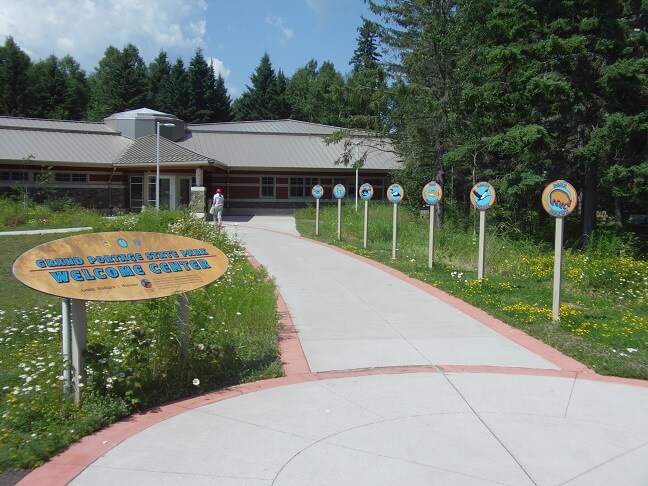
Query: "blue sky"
0 0 377 99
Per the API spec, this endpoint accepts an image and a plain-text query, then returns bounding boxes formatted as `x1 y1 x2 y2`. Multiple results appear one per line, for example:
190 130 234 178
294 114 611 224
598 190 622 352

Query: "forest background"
0 0 646 252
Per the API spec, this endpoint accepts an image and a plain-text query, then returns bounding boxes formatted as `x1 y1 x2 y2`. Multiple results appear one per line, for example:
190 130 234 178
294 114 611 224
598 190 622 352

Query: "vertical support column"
552 217 564 321
177 293 190 358
477 210 486 281
428 206 436 268
190 186 206 220
363 200 369 248
61 298 72 395
337 198 342 240
71 299 86 403
195 167 204 187
315 198 320 236
391 203 398 259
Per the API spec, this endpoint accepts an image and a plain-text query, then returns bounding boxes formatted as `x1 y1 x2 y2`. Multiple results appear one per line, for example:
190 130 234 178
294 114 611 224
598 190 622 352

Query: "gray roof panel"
189 119 342 135
0 116 117 134
116 135 217 167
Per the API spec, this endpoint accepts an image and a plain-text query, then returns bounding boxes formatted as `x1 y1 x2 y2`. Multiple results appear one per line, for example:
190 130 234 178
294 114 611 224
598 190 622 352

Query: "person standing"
212 188 225 225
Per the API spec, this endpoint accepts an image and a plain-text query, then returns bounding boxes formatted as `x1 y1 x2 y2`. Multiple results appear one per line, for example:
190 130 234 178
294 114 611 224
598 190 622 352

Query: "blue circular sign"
422 182 443 206
359 183 374 201
311 184 324 199
387 184 404 204
470 182 496 211
333 184 346 199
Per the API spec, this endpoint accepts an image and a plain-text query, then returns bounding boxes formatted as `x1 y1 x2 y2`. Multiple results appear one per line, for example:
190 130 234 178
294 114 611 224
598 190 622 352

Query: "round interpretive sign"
13 231 229 301
387 184 404 204
359 183 374 201
470 182 496 210
422 182 443 206
311 184 324 199
333 184 346 199
542 180 578 218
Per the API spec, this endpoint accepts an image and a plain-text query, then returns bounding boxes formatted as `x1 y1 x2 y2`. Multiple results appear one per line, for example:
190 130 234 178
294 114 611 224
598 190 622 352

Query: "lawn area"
0 204 282 472
295 202 648 380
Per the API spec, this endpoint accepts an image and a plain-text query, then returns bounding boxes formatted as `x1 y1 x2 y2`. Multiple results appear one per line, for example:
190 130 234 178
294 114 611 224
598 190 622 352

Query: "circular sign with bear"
542 180 578 218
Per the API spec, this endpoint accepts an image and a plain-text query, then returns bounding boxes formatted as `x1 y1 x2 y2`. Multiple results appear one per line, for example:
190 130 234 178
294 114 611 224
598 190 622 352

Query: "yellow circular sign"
13 231 229 301
542 180 578 218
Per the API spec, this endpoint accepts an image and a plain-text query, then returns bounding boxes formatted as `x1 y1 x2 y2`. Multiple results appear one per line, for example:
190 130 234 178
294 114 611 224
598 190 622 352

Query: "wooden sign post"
387 184 405 259
14 231 229 401
470 182 496 280
422 182 443 268
542 180 578 321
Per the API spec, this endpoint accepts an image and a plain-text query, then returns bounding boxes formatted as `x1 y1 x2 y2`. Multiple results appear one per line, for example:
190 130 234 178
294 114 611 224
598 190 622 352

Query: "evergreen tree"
28 55 68 119
187 48 213 123
148 51 174 113
212 73 233 122
350 18 381 71
286 60 319 121
59 55 90 120
87 44 147 120
169 58 190 121
0 36 32 116
233 53 281 120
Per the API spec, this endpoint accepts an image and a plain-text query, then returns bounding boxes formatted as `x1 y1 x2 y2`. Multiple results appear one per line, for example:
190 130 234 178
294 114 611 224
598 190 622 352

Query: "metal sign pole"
71 299 86 403
478 210 486 280
428 206 435 268
552 217 564 321
392 203 398 259
315 198 320 236
337 198 342 240
61 298 72 395
177 292 190 357
363 199 369 248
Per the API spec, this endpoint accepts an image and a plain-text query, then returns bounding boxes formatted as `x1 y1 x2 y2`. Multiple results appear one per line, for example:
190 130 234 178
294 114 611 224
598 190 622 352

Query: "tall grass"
296 201 648 380
0 207 281 472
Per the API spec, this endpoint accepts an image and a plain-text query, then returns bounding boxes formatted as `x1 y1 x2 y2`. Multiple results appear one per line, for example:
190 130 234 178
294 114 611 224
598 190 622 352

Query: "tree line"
0 19 385 127
1 1 646 248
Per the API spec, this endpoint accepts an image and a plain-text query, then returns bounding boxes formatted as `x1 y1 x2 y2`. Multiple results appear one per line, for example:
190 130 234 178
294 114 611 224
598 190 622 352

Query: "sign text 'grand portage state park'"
13 232 229 301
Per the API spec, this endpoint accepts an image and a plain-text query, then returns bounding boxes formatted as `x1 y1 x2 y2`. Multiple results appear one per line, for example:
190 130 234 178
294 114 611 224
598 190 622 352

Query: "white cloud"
207 57 230 79
0 0 209 72
265 15 293 44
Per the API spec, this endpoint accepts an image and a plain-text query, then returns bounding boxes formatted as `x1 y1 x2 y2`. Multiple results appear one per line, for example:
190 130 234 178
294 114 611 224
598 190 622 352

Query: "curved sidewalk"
21 216 648 485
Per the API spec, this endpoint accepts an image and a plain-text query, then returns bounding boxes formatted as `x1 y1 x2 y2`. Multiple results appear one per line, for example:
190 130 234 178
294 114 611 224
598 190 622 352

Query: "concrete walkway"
21 216 648 485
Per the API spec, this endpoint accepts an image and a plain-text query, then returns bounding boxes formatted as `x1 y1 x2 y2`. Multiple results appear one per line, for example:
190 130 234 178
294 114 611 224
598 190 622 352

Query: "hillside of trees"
0 0 646 251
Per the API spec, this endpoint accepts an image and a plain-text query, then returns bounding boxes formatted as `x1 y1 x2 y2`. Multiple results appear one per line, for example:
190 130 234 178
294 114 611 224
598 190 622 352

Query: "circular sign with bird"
359 183 374 201
542 180 577 218
387 184 404 204
311 184 324 199
333 184 346 199
470 182 496 210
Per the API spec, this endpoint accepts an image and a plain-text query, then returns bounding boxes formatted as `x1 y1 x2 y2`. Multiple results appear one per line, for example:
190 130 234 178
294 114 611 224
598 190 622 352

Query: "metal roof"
0 126 132 165
189 119 342 135
178 132 400 171
0 116 117 134
116 135 218 167
0 113 400 171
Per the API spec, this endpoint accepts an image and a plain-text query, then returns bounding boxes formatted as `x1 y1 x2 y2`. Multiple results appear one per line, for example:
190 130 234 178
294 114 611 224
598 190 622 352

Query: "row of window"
0 171 87 182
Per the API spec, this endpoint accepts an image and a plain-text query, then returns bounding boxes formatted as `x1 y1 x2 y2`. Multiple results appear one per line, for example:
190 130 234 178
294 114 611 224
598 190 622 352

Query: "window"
130 176 143 209
0 171 28 181
55 173 87 182
290 177 318 197
261 177 275 198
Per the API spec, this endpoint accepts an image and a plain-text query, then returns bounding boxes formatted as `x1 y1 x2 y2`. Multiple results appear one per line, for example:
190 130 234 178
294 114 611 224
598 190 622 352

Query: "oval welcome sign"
13 231 229 301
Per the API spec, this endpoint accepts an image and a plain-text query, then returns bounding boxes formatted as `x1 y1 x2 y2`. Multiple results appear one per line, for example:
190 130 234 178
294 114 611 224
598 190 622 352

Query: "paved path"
21 216 648 485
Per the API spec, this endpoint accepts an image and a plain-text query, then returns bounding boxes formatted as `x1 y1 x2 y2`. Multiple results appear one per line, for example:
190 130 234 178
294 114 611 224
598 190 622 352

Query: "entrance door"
147 176 173 209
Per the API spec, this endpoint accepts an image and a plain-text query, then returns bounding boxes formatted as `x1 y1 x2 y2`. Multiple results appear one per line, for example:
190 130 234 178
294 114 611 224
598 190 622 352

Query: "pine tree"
0 36 32 116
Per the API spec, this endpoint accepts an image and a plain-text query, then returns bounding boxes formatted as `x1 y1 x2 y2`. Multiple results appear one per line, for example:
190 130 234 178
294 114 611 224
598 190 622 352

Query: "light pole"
156 122 175 210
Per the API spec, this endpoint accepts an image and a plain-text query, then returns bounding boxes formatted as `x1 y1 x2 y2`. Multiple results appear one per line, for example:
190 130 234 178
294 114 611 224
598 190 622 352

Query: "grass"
0 202 282 472
295 201 648 380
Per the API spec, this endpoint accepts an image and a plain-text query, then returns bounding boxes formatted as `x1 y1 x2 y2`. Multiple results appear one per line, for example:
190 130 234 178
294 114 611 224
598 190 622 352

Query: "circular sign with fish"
387 184 404 204
470 182 496 210
333 184 346 199
359 183 374 201
542 180 577 218
311 184 324 199
422 182 443 206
